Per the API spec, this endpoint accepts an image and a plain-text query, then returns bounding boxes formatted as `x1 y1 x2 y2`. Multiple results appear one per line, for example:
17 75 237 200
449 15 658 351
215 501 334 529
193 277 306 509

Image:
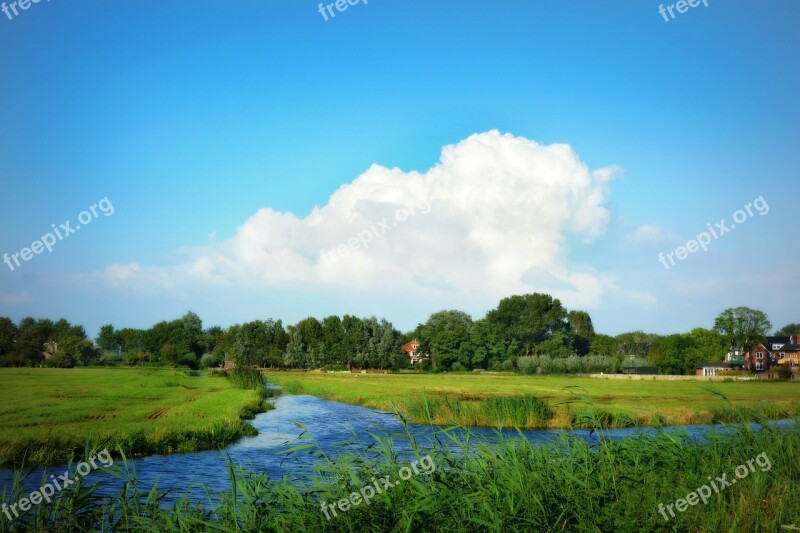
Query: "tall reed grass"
400 392 555 428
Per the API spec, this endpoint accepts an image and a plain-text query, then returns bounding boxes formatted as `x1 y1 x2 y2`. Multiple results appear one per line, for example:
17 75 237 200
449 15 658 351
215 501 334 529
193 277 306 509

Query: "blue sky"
1 0 798 337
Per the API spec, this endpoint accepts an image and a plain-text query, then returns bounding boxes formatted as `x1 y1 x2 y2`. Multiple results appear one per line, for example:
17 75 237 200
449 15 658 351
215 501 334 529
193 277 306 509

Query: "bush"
415 359 431 372
224 367 265 390
517 356 538 375
450 362 466 372
179 352 198 369
516 354 616 375
44 352 75 368
500 357 517 372
200 353 222 369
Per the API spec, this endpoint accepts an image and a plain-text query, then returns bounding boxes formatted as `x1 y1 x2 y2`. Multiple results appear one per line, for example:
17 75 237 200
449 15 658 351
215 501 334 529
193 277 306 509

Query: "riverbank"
0 368 271 468
264 371 800 429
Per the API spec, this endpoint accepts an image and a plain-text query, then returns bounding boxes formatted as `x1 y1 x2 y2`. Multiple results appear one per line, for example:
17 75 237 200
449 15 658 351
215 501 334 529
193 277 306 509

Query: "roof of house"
767 336 791 344
697 363 732 369
402 339 419 351
777 343 800 352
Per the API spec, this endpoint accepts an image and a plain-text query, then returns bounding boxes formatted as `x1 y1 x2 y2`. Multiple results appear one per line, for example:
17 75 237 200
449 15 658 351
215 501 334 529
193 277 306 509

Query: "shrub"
200 353 222 369
517 356 538 375
415 359 431 372
500 357 517 372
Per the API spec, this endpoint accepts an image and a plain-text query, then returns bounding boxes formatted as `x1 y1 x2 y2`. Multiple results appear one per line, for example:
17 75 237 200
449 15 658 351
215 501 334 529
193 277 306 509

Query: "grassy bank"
1 418 798 531
0 368 272 468
265 372 800 428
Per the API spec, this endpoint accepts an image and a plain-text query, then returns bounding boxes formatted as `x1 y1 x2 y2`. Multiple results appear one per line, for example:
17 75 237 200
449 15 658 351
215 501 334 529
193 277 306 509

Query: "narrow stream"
1 393 794 502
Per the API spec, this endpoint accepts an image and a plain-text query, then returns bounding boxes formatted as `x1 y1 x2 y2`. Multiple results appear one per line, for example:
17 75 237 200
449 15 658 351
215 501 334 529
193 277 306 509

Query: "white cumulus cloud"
99 131 623 310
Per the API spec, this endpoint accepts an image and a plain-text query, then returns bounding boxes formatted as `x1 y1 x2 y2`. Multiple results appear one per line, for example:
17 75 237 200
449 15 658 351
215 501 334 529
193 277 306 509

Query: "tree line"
0 295 794 374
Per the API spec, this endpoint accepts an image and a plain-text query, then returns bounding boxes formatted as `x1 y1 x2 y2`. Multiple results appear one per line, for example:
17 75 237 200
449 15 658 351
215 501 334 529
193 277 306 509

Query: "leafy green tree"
14 322 52 366
52 335 93 368
258 319 288 368
233 320 280 367
776 323 800 337
117 328 146 354
0 317 18 360
160 341 179 367
96 324 119 352
341 315 366 369
294 318 323 356
17 317 36 334
649 334 696 374
202 326 225 355
588 334 619 356
372 318 401 369
686 327 728 362
534 330 575 358
714 307 772 353
468 319 505 369
421 310 473 370
321 316 345 366
568 310 595 355
485 293 569 356
284 333 307 368
180 311 203 355
615 331 659 358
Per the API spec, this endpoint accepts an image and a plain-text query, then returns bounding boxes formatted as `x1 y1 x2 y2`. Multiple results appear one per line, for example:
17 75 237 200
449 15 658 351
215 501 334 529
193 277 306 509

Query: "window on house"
756 352 763 359
756 362 764 371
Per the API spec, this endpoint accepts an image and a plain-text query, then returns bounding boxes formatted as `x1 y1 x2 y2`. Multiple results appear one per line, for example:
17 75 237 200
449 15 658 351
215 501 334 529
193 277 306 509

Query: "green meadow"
1 368 799 530
266 371 800 428
0 368 269 468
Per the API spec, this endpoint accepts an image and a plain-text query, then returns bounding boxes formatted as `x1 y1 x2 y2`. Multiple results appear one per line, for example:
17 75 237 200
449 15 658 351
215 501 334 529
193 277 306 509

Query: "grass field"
0 368 268 468
265 371 800 428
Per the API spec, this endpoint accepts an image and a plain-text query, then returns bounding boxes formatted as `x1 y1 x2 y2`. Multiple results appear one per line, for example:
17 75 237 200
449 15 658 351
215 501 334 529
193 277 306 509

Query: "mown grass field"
265 371 800 428
0 368 267 467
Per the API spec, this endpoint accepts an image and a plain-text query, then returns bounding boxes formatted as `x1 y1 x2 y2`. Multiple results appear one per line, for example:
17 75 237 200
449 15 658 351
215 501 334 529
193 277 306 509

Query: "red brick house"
744 343 771 372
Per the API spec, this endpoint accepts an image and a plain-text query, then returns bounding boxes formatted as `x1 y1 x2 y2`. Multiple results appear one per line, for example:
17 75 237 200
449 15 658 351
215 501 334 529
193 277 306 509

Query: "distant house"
725 348 745 367
402 339 429 365
726 343 774 372
776 332 800 366
744 343 771 372
765 336 790 366
42 341 58 360
696 363 732 377
223 354 237 370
